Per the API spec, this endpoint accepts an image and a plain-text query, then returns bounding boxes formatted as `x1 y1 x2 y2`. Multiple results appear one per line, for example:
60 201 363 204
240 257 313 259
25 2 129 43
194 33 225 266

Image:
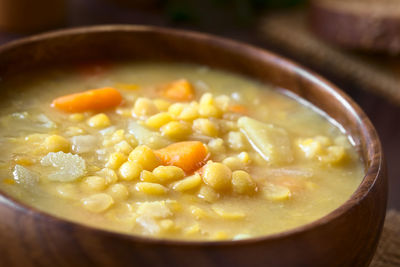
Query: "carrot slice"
155 141 208 173
228 104 248 114
161 79 195 102
52 87 122 113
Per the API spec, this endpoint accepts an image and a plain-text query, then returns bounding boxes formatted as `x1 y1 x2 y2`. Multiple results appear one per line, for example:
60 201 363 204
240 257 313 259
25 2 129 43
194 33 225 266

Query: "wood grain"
310 0 400 54
0 25 387 267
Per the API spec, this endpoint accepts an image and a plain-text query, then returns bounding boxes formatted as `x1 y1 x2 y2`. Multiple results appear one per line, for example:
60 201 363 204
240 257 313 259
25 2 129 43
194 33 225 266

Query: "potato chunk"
238 116 293 165
12 165 39 186
40 151 86 182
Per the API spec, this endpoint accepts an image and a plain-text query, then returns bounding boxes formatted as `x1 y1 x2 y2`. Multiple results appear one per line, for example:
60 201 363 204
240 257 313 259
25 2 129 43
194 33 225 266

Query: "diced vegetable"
40 151 86 182
261 183 291 201
161 79 195 101
52 87 122 113
128 121 170 149
137 201 172 218
81 193 114 213
43 135 70 153
238 116 293 165
12 165 39 186
128 145 160 171
202 161 232 191
71 135 98 154
155 141 208 173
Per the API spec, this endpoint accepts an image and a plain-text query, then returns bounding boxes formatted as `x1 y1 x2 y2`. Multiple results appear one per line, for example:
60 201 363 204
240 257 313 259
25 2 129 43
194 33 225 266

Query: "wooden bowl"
0 25 387 267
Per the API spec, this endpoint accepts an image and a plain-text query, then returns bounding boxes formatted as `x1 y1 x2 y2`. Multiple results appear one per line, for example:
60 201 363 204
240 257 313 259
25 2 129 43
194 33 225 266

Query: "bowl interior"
0 25 382 242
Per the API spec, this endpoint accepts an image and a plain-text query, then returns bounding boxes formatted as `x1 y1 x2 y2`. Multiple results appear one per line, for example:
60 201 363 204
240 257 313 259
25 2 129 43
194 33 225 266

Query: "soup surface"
0 62 363 240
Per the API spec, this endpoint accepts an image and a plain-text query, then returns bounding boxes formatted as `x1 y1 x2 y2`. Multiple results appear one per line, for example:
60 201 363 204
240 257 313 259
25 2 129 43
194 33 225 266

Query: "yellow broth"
0 62 364 240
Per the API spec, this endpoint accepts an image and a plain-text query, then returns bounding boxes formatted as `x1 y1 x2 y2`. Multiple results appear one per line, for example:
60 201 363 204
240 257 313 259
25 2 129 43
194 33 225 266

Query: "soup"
0 62 363 241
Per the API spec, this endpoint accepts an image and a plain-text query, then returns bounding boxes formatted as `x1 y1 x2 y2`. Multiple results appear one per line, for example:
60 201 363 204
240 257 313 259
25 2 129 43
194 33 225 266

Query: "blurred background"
0 0 398 211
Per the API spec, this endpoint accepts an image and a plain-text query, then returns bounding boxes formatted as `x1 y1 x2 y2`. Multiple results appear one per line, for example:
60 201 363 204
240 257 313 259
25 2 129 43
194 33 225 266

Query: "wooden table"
0 0 398 210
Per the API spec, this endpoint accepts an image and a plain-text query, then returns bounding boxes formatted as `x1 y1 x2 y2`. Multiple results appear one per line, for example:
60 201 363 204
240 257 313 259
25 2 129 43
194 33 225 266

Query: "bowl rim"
0 24 384 246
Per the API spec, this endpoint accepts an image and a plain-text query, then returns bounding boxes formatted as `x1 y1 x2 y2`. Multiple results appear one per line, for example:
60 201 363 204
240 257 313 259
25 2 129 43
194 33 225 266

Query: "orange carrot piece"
155 141 208 173
228 104 248 114
161 79 195 102
52 87 122 113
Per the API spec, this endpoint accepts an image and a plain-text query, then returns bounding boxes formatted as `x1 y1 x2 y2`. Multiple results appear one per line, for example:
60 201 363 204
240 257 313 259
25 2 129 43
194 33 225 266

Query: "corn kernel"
198 94 222 118
227 131 247 151
108 183 129 200
140 170 158 183
132 97 158 117
105 152 127 169
136 201 172 218
222 157 245 171
97 168 118 184
207 138 225 155
202 162 232 191
81 193 114 213
128 145 160 171
69 113 85 122
154 99 171 111
231 170 257 195
320 146 346 164
199 104 222 118
262 184 291 201
160 121 191 139
193 118 219 137
212 206 246 220
298 138 322 159
114 140 133 154
237 152 250 163
145 112 173 129
135 182 168 195
119 161 142 181
152 166 185 184
215 95 231 112
166 200 182 212
167 103 185 118
125 133 138 147
102 139 113 147
82 176 107 191
190 205 209 220
197 185 220 202
172 173 202 192
199 93 213 106
87 113 111 129
43 135 70 153
111 129 125 143
178 104 199 121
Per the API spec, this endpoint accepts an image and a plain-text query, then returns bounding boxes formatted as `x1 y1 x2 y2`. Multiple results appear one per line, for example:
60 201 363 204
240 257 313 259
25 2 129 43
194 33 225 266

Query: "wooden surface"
0 25 387 267
309 0 400 54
